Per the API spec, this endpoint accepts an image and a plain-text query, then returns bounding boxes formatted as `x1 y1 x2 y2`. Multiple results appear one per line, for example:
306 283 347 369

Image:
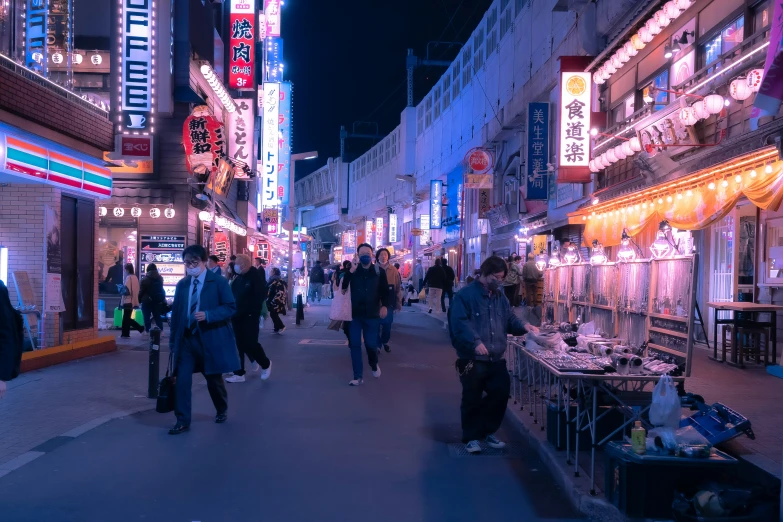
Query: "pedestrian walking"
120 263 144 337
376 248 402 353
309 260 325 302
324 268 334 299
449 256 538 453
503 255 523 307
266 267 288 333
413 259 424 293
207 255 222 276
0 280 23 399
522 252 543 307
138 263 166 333
345 243 390 386
253 257 269 330
226 254 272 383
226 262 238 283
422 258 447 314
441 257 456 313
168 245 240 435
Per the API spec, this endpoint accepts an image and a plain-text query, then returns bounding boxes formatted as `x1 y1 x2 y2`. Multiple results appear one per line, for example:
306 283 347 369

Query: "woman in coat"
334 260 352 340
138 263 167 333
121 263 144 337
266 267 288 333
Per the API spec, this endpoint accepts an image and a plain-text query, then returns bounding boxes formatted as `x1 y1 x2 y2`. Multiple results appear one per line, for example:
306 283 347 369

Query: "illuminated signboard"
389 213 398 243
343 230 356 255
526 102 550 200
430 180 443 229
119 0 155 134
25 0 47 74
558 70 591 180
365 220 374 247
264 0 281 37
420 215 430 246
261 82 280 205
278 82 292 205
264 37 284 82
375 217 384 248
229 0 255 91
229 98 254 169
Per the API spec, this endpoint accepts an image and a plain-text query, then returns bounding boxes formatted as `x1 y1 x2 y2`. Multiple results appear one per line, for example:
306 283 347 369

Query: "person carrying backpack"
0 280 23 399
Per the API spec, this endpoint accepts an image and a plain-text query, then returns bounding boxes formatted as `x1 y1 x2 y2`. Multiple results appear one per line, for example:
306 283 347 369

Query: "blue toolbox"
680 402 755 446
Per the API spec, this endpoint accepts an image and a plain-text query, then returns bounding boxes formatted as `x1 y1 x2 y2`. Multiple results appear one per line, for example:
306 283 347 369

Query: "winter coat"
309 264 325 284
522 260 542 283
0 280 23 381
121 274 140 307
232 266 265 318
504 262 522 286
266 277 288 314
379 263 403 310
348 264 390 319
422 265 447 289
169 269 240 375
443 264 456 289
138 270 166 305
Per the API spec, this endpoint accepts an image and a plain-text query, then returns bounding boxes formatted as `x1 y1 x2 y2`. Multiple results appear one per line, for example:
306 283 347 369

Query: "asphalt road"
0 304 581 522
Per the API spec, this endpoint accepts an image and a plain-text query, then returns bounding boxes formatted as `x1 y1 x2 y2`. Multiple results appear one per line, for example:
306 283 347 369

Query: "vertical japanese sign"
365 220 374 248
25 0 48 74
264 0 281 37
389 213 398 243
229 98 254 170
420 215 430 246
278 82 292 206
261 82 280 206
229 0 255 91
430 180 443 229
558 67 591 183
120 0 154 134
344 229 357 256
375 217 384 247
526 102 550 200
478 189 491 218
264 37 284 82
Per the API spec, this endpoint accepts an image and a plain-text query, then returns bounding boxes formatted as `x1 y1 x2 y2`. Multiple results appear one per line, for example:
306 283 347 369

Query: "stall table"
707 302 782 366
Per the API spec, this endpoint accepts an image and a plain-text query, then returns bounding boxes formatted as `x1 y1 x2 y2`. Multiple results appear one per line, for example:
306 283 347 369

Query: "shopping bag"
649 374 681 428
418 289 426 300
329 285 352 321
327 319 343 331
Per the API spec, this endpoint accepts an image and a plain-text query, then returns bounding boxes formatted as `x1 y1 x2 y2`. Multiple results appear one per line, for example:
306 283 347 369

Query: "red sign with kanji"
229 3 255 91
182 107 225 178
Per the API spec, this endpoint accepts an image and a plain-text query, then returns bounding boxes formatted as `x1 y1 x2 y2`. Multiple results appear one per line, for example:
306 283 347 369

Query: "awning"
568 148 783 246
110 186 174 205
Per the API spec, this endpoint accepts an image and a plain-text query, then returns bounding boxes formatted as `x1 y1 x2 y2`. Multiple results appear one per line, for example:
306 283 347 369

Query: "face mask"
486 277 500 292
359 255 372 265
186 266 203 277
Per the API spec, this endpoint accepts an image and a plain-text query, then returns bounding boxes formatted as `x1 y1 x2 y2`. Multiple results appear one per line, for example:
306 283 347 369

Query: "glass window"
703 16 744 67
754 1 771 32
641 70 669 112
611 95 635 124
62 196 95 331
765 217 783 282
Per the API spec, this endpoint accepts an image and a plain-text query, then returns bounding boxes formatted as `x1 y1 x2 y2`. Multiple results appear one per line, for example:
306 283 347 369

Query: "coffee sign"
119 0 154 134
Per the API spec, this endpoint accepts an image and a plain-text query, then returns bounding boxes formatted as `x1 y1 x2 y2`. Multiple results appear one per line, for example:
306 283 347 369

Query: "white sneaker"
465 440 482 454
372 365 381 378
251 362 260 372
260 361 272 380
349 379 363 386
278 326 286 334
485 434 506 449
225 375 245 383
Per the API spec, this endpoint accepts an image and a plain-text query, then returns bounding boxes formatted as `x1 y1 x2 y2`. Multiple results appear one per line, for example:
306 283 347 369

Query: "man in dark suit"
168 245 240 435
226 254 272 383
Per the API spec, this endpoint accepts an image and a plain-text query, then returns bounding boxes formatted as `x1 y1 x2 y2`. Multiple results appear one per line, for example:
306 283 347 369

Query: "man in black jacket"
0 280 23 398
138 263 166 333
345 243 390 386
253 257 268 300
226 254 272 383
309 260 325 302
422 258 447 314
441 257 456 313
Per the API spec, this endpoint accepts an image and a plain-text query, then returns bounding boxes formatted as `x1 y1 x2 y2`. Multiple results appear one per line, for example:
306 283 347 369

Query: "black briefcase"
156 374 176 413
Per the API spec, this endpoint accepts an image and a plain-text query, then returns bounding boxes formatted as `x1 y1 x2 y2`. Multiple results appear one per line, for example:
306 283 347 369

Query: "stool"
735 327 769 367
721 325 733 362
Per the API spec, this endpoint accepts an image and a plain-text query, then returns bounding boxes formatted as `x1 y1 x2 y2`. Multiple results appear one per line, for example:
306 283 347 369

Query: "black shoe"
384 344 391 353
137 326 144 333
215 413 228 424
168 423 190 435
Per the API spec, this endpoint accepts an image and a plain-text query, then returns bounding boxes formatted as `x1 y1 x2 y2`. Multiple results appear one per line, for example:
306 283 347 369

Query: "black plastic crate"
605 442 738 519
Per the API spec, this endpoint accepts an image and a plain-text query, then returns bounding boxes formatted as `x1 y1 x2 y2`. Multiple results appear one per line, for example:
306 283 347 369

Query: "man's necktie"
189 279 199 332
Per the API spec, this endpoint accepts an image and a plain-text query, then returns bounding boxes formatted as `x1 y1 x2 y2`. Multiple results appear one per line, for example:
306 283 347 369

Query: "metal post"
287 160 296 310
296 293 304 324
148 326 161 399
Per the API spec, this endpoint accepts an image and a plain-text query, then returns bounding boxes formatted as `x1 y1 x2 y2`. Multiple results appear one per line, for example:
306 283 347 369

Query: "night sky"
74 0 494 178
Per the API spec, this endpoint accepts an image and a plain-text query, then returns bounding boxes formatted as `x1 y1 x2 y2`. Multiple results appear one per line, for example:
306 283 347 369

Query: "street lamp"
396 174 418 289
288 151 318 309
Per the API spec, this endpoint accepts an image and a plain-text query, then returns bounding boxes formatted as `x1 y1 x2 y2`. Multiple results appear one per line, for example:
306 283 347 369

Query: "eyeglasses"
183 259 202 267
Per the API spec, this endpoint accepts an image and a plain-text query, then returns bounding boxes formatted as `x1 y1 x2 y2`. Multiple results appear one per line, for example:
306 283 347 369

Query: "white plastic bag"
649 374 681 428
577 321 597 336
329 285 352 322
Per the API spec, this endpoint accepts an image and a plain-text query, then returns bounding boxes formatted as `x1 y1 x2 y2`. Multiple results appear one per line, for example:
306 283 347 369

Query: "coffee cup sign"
466 148 493 174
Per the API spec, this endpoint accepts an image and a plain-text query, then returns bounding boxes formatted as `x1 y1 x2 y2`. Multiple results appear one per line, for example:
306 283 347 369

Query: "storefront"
0 123 112 348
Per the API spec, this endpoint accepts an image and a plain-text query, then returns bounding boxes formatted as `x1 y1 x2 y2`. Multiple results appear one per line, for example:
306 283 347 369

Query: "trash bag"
649 374 681 428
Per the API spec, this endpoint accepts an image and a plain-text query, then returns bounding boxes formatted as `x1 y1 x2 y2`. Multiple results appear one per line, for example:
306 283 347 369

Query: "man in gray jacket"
449 256 538 453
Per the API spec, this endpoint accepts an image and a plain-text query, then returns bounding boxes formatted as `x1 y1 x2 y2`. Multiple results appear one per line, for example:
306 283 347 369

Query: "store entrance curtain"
570 161 783 247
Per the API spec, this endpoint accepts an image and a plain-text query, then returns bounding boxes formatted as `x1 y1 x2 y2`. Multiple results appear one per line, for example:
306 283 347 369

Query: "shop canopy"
568 148 783 247
0 122 112 198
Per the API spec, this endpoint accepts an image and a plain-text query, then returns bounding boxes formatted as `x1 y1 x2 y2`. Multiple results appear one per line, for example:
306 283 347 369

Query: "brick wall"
0 66 114 151
0 184 100 348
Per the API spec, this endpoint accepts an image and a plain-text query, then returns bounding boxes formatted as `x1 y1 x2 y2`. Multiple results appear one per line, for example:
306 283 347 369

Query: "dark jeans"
458 359 510 443
141 301 163 332
342 320 351 340
379 308 394 345
232 315 270 376
348 316 380 379
121 304 143 336
441 286 454 312
503 284 518 307
310 283 323 301
269 309 285 331
174 334 228 427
